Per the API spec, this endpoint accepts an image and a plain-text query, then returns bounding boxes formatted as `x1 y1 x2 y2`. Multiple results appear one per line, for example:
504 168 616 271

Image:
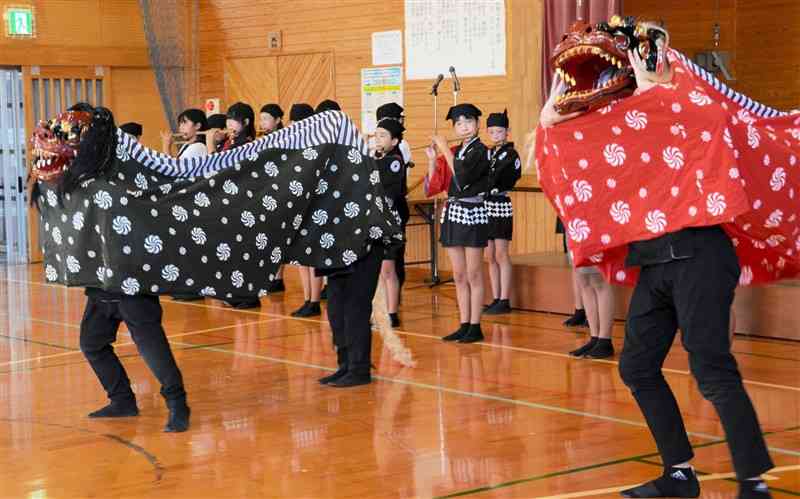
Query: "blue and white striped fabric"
118 110 369 179
673 50 787 119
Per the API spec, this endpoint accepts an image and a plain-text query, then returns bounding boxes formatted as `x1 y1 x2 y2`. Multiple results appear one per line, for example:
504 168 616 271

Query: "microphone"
449 66 461 92
430 74 444 96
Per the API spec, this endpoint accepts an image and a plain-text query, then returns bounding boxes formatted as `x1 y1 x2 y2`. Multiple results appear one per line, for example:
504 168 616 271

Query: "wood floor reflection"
0 264 798 498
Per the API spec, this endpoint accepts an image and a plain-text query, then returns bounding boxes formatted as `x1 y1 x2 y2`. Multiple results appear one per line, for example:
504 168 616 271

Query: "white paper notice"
361 66 403 134
404 0 506 80
372 30 403 66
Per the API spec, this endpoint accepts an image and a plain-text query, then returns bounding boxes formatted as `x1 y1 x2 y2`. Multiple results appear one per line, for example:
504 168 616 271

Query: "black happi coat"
37 111 402 299
448 136 491 199
488 142 521 194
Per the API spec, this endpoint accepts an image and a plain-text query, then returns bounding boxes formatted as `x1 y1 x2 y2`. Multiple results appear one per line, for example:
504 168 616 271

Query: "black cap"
290 103 315 122
207 113 227 130
376 102 404 121
486 109 509 128
376 118 405 140
119 122 143 136
260 103 284 119
446 103 482 122
315 99 341 114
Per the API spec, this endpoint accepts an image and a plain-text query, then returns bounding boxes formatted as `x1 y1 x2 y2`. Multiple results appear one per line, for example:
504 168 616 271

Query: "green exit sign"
4 6 35 38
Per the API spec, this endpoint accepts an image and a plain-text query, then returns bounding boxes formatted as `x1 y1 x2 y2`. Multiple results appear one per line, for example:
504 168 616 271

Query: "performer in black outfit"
483 110 520 315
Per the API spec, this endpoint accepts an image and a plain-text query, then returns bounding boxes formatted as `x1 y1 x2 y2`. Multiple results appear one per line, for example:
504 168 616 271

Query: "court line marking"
534 465 800 499
0 318 282 369
7 278 800 393
166 339 800 458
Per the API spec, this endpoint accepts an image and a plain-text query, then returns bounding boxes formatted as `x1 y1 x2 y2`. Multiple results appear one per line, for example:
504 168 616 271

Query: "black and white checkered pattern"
441 200 489 226
485 198 513 218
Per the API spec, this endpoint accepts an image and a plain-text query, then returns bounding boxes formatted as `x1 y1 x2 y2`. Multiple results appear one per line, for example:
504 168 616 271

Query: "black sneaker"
484 299 511 315
267 279 285 293
443 323 468 342
294 301 321 318
569 337 597 357
327 373 371 387
738 480 771 499
88 399 139 418
164 398 191 433
564 309 588 327
291 301 310 317
585 339 615 359
389 313 401 328
458 324 484 343
621 467 700 498
232 299 260 309
319 365 348 385
483 299 499 311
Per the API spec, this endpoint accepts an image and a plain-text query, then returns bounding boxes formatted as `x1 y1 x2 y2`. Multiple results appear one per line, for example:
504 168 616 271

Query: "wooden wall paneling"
109 68 170 150
223 56 280 112
277 53 336 113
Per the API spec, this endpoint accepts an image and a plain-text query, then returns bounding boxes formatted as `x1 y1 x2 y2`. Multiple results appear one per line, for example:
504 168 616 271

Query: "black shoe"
443 323 468 341
483 299 499 311
458 324 484 343
389 313 400 328
164 399 191 433
621 467 700 498
569 337 598 357
585 339 615 359
484 299 512 315
291 301 310 317
320 285 328 300
564 309 588 327
738 480 771 499
294 301 321 318
267 279 285 293
327 373 371 387
227 298 260 309
319 365 348 385
171 294 205 302
88 399 139 418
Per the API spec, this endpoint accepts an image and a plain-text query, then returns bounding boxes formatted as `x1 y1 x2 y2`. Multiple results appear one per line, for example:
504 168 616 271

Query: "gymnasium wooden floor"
0 264 798 498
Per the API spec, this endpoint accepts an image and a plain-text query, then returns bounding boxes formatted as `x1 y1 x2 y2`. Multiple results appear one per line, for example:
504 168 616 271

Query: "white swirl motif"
347 148 362 165
223 179 239 196
747 125 760 149
645 210 668 234
312 209 329 225
134 173 149 190
144 235 163 254
45 264 58 282
770 167 786 191
200 286 216 296
701 131 712 142
65 256 80 273
191 227 207 245
216 243 231 261
112 216 132 235
369 226 383 239
256 233 268 250
603 143 626 167
568 219 591 242
96 267 106 282
320 233 335 249
662 146 685 170
194 192 210 207
723 128 734 149
767 235 786 248
303 148 318 160
706 192 727 216
93 191 113 210
241 210 256 228
115 143 130 161
342 250 357 266
231 270 244 288
344 202 360 218
264 161 279 177
609 201 631 224
172 205 189 222
624 110 648 130
289 180 303 197
739 265 753 286
52 227 62 245
46 190 57 207
572 180 593 202
121 277 140 295
316 179 329 195
262 195 277 211
765 209 783 228
369 170 380 185
293 214 303 230
688 90 712 106
247 150 259 162
161 264 180 282
159 183 172 195
270 246 282 263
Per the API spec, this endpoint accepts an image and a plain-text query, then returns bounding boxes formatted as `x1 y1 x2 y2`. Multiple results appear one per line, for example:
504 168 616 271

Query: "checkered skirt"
485 194 514 240
440 199 489 248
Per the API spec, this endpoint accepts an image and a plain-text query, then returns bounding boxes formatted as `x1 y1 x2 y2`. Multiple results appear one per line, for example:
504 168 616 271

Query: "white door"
0 68 28 264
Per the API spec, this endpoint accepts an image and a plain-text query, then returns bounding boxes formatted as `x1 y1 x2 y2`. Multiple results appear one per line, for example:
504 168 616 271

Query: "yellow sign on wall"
4 5 36 38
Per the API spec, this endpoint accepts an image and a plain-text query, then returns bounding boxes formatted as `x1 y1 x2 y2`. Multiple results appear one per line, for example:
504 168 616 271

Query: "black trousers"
326 248 382 377
80 293 186 403
619 228 773 480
